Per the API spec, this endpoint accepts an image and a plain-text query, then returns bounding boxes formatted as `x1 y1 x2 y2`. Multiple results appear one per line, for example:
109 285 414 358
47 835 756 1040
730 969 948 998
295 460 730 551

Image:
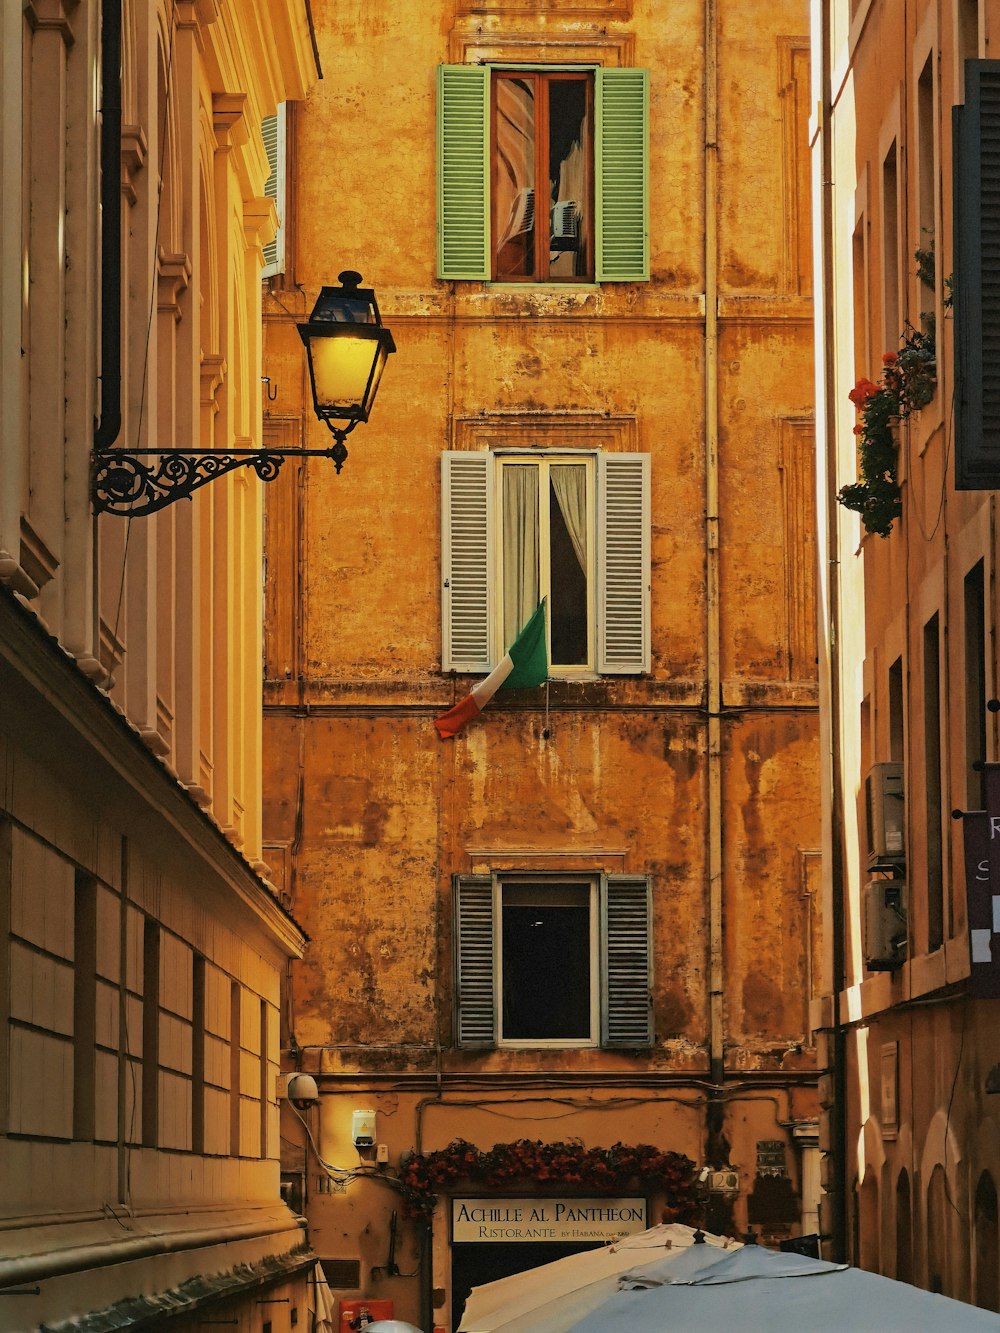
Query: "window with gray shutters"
453 873 653 1049
954 60 1000 487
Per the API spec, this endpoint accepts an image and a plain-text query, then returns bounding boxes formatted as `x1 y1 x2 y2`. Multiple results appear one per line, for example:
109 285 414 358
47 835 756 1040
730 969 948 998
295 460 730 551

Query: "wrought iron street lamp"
91 271 395 517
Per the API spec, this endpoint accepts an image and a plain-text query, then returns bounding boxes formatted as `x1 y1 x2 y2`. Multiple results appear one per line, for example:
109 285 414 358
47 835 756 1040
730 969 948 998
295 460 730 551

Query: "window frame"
441 446 650 678
494 450 597 676
490 69 595 284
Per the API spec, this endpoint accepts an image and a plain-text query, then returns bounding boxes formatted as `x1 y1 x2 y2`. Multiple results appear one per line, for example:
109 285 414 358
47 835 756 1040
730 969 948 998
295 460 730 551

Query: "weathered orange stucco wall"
263 0 819 1322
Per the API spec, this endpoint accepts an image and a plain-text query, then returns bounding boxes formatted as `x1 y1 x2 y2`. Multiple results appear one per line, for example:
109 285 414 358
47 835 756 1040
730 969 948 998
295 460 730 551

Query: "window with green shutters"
437 65 649 283
453 874 653 1049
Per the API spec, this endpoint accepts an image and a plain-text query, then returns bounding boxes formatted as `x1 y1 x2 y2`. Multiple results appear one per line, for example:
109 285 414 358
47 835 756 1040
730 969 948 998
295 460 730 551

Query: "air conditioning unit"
865 762 905 864
863 877 907 971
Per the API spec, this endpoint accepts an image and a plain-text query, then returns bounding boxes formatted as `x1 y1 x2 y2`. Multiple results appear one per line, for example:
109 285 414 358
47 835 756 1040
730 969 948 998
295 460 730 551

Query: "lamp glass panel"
310 334 380 410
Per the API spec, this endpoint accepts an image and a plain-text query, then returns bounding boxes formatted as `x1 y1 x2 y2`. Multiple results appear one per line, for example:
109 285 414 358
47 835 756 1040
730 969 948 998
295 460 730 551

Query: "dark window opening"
549 473 588 664
501 884 591 1040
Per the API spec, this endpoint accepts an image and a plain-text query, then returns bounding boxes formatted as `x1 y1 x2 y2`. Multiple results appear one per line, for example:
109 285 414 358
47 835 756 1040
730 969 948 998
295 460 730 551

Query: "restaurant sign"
452 1197 647 1244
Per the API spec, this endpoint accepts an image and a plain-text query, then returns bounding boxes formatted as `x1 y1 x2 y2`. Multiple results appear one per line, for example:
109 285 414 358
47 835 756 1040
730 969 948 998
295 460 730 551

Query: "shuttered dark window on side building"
954 60 1000 488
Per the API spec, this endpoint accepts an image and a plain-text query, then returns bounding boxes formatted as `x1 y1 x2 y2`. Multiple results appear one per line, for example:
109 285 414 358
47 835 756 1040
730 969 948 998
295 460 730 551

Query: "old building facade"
264 1 821 1328
812 0 1000 1307
0 1 317 1328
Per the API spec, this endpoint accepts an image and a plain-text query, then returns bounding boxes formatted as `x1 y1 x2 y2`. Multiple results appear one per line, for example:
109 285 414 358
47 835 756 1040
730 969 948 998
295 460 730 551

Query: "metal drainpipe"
819 0 849 1265
94 0 122 452
704 0 726 1153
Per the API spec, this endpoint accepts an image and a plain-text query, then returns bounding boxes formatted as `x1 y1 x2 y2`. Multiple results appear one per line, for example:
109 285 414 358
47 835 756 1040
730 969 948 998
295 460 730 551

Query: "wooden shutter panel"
601 875 653 1048
437 65 490 280
261 109 285 276
954 61 1000 488
441 451 492 672
598 452 650 674
454 876 496 1047
595 68 649 283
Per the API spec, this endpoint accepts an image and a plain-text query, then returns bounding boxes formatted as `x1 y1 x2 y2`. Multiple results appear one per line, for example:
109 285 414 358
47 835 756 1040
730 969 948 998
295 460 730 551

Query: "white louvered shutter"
455 877 496 1047
442 451 492 673
597 452 650 673
437 65 490 280
601 875 653 1048
261 108 285 276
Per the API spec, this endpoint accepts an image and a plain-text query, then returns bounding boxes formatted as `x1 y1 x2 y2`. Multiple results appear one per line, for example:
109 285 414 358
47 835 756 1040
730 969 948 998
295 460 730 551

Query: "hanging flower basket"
837 324 936 538
398 1138 698 1220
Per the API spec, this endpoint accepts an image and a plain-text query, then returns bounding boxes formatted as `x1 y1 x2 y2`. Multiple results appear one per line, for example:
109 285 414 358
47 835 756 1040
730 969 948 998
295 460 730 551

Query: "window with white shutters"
261 107 286 278
453 874 653 1050
441 449 650 675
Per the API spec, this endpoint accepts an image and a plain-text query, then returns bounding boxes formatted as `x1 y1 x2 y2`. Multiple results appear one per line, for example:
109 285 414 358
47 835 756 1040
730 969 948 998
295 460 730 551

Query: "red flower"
848 377 880 408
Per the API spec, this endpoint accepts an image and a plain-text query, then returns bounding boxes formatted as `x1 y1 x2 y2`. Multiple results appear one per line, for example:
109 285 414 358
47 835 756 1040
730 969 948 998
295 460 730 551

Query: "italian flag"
435 600 548 739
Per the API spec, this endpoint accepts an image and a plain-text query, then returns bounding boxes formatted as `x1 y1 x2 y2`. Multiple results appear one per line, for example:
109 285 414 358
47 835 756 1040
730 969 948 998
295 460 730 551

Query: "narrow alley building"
262 2 822 1327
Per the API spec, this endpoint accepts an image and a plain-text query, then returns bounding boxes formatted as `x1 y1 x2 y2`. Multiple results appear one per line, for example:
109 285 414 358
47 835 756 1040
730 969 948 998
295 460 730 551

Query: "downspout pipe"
94 0 122 452
819 0 849 1265
704 0 726 1161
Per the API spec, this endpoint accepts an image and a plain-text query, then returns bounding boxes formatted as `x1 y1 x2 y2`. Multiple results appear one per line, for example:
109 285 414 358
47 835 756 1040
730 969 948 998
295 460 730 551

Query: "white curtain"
551 465 587 571
502 465 539 645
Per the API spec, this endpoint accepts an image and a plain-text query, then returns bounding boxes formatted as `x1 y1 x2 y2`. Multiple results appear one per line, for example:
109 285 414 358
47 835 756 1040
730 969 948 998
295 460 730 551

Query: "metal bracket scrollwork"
91 432 352 517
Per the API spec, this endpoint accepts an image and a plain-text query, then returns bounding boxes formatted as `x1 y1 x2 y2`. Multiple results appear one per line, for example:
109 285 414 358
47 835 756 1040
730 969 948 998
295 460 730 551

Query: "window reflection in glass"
494 78 536 279
547 79 588 278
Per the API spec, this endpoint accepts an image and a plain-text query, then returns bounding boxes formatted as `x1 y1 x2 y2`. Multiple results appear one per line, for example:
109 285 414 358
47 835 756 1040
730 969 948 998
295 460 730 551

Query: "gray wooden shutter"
954 60 1000 488
595 68 649 282
441 451 492 672
262 108 285 276
597 452 650 674
601 874 653 1048
455 876 496 1047
437 65 490 280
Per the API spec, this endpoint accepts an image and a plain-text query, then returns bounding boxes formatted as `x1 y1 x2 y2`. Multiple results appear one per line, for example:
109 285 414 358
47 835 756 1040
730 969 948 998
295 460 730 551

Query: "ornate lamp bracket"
91 424 354 518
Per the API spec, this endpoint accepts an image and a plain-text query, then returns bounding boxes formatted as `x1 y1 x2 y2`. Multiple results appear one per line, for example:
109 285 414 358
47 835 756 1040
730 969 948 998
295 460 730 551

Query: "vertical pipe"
704 0 726 1151
94 0 122 451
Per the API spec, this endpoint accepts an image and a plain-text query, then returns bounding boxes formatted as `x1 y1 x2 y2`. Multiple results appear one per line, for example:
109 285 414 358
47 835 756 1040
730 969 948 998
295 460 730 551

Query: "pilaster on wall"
24 0 72 632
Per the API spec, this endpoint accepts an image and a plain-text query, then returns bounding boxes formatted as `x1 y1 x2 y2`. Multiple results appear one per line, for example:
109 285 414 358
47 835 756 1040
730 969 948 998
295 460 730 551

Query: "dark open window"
492 71 593 282
501 883 593 1041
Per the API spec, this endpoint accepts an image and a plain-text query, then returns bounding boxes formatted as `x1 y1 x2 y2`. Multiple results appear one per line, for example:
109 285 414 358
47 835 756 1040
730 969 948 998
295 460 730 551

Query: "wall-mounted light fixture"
91 271 395 517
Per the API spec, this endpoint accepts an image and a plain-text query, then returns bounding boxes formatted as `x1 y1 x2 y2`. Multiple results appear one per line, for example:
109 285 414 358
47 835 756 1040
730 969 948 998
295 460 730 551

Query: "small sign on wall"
451 1197 647 1244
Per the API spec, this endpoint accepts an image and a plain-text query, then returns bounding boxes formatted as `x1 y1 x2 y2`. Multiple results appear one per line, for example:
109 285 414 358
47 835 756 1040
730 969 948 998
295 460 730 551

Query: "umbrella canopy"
459 1224 738 1332
570 1242 1000 1331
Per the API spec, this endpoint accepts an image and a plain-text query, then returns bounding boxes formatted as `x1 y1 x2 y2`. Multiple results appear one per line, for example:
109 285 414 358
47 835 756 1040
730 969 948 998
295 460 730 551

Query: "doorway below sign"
451 1240 604 1331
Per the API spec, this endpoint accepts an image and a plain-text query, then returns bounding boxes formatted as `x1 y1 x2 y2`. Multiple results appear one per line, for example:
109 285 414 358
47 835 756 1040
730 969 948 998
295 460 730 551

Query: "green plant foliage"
398 1138 698 1220
837 323 936 538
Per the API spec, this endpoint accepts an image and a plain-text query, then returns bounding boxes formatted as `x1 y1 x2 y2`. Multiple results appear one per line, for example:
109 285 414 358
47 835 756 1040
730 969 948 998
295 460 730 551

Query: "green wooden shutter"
455 876 496 1047
601 875 653 1048
954 61 1000 488
437 65 490 280
261 108 285 276
441 451 493 672
597 452 650 674
595 68 649 282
